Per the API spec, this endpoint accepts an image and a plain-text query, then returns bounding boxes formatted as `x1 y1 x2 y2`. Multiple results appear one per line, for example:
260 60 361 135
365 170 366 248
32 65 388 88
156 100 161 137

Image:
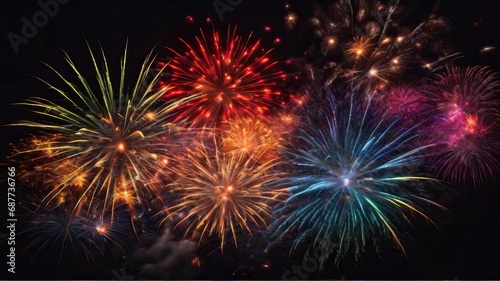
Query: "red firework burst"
160 27 285 126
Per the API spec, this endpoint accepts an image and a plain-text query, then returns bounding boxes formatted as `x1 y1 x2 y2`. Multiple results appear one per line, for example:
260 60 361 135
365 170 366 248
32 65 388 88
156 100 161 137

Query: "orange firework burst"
221 117 282 164
346 36 374 60
162 27 284 126
165 138 282 252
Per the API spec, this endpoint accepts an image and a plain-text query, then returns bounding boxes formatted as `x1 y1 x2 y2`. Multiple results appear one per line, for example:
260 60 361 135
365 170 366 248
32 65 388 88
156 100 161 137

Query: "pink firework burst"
382 84 428 123
422 66 500 186
160 27 285 126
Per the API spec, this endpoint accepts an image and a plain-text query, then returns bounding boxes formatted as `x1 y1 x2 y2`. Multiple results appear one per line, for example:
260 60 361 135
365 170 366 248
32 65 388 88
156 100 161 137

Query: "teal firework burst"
273 87 445 266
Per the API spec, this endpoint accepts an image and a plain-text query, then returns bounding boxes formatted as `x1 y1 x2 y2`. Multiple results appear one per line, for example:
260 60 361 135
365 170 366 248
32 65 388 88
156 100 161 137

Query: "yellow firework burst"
166 138 282 252
8 43 196 218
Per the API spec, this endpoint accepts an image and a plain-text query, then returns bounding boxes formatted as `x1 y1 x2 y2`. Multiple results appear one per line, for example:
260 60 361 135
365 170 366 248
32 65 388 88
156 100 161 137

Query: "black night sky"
1 0 500 280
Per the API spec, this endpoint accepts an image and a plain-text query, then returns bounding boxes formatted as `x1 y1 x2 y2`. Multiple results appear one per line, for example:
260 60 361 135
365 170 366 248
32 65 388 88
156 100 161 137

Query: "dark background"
1 0 500 279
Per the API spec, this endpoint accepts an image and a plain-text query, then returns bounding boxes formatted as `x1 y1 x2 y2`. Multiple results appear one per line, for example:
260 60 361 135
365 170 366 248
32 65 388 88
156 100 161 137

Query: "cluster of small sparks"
287 0 460 93
4 0 500 277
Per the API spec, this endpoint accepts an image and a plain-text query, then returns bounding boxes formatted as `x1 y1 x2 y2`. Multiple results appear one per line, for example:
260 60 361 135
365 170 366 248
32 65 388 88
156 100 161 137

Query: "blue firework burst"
273 87 445 266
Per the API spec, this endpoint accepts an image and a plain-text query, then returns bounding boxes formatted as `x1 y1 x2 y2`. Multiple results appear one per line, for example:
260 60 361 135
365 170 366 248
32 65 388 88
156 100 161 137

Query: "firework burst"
376 84 428 126
421 65 500 186
161 27 285 126
8 43 196 218
19 197 131 268
221 116 282 164
273 87 444 266
164 137 283 252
